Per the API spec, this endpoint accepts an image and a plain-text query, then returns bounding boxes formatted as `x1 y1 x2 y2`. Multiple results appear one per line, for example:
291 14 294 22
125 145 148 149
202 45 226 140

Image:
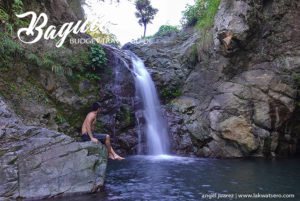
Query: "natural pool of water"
47 155 300 201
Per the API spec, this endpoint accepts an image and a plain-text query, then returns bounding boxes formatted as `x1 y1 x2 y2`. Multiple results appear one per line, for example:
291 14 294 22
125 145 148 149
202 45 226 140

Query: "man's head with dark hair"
92 102 101 112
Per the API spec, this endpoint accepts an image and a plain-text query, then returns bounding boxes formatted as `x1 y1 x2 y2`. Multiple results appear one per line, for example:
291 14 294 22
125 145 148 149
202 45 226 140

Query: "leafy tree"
134 0 158 38
181 0 220 28
154 25 179 37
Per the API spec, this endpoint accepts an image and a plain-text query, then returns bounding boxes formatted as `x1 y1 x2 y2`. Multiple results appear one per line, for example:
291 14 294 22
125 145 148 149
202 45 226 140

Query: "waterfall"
103 45 170 155
135 114 142 155
131 55 170 155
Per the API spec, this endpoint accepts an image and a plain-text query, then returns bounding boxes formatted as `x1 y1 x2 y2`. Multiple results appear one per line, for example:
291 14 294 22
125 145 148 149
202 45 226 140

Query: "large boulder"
218 116 259 153
0 97 107 200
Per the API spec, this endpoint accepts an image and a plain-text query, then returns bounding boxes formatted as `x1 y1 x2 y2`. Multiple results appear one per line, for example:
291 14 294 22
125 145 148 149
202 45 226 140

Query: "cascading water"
131 55 170 155
103 45 170 155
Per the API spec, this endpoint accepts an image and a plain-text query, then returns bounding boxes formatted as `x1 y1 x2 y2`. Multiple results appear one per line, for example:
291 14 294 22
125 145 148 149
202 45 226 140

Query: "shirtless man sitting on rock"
81 102 125 161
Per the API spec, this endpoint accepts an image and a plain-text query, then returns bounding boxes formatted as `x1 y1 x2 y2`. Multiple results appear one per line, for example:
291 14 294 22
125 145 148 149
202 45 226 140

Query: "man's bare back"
82 112 96 134
81 111 98 143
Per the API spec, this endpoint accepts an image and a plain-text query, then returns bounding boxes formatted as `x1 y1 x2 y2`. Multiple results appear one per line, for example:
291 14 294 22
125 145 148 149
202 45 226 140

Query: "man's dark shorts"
81 133 107 144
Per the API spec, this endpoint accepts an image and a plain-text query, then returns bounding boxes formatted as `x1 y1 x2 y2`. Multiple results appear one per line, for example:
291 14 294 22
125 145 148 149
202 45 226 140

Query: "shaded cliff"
124 0 300 158
0 0 112 200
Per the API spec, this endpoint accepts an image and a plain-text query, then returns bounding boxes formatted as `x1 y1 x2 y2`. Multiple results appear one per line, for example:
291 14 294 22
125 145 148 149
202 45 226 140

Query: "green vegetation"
0 0 28 34
94 121 104 133
55 114 67 124
90 43 107 70
66 44 108 83
161 87 182 101
0 0 107 82
0 34 22 68
116 105 132 129
154 25 179 37
135 0 158 38
0 0 110 138
135 25 179 41
68 48 90 78
43 58 55 69
135 35 154 41
181 0 221 29
26 53 40 65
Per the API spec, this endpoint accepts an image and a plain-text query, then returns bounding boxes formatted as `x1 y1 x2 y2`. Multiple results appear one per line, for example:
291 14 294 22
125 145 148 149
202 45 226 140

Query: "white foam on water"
132 154 200 164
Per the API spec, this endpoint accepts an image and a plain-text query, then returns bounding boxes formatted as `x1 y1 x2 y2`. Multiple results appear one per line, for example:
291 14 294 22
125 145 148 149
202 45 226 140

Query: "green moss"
55 114 67 124
188 44 199 64
94 121 104 133
0 67 9 72
0 91 6 99
161 87 182 102
22 77 51 104
8 83 17 91
116 105 132 129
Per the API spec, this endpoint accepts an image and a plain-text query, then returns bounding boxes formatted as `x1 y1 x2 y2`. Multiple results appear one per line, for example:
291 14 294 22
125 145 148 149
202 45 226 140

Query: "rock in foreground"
0 97 108 200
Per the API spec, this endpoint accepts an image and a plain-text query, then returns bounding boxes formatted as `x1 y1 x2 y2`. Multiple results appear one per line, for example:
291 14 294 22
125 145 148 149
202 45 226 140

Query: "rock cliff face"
0 96 108 200
0 0 112 200
124 0 300 158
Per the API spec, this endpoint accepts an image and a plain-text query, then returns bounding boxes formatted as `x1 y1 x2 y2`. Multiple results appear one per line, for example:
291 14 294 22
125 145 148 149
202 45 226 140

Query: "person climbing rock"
218 30 235 54
81 102 125 161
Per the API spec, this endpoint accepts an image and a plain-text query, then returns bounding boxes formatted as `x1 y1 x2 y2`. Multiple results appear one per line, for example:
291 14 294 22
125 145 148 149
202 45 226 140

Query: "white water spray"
131 55 170 155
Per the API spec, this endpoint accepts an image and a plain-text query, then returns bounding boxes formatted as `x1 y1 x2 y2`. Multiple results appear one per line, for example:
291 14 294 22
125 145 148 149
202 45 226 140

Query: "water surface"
47 155 300 201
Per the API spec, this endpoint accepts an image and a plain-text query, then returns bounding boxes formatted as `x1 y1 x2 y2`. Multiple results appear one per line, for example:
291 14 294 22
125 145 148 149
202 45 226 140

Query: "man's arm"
86 115 98 143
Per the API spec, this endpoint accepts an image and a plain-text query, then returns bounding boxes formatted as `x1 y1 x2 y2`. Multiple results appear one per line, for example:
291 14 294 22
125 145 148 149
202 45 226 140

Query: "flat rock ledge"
0 97 108 200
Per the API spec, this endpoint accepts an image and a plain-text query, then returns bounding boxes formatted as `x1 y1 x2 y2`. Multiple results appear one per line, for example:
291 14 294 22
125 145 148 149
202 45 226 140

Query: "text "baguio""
16 11 99 47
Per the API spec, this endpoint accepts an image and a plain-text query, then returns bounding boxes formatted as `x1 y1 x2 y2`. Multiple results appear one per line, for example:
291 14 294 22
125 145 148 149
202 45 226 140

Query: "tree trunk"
143 23 147 38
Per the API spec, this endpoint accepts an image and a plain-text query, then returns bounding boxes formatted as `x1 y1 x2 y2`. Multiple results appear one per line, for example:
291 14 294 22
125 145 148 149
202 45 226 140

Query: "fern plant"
0 0 24 33
90 43 107 70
